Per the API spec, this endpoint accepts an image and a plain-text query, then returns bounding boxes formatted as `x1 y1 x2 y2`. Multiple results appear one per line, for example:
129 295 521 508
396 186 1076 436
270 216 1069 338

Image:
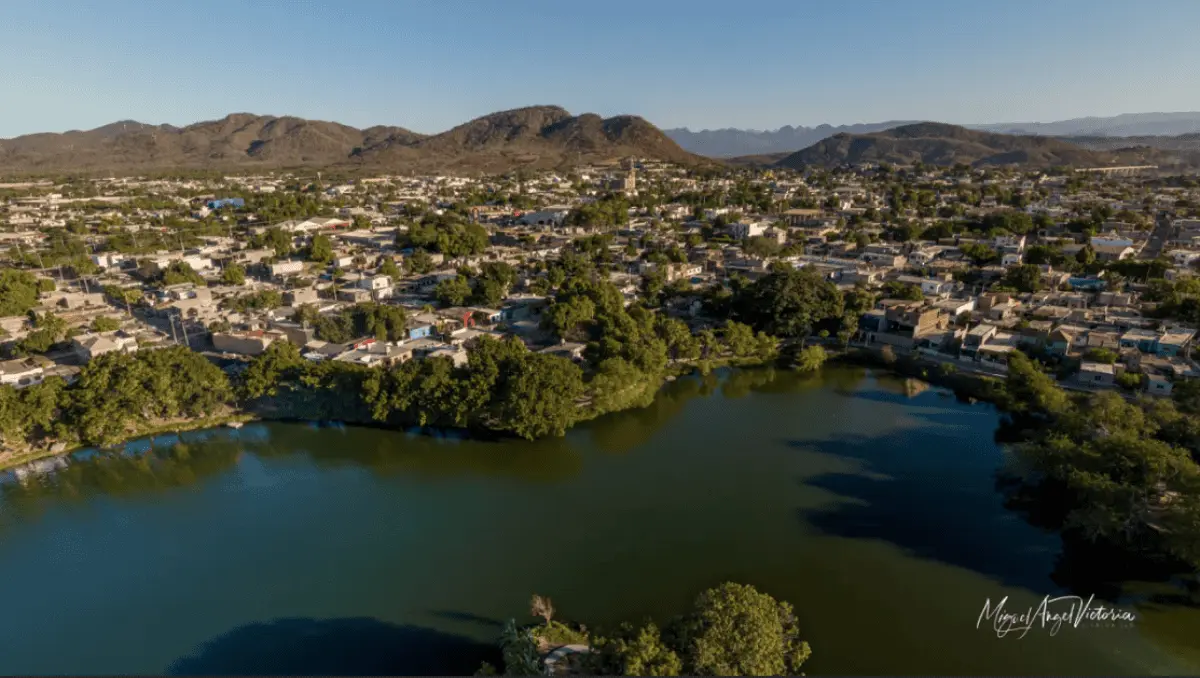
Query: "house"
284 287 320 306
539 342 587 363
424 345 469 367
1092 244 1137 262
1119 328 1159 353
206 198 245 210
1077 361 1117 388
1046 328 1074 356
1146 374 1174 396
517 209 570 227
961 323 999 359
1158 328 1195 357
728 222 767 240
0 359 45 389
894 275 955 297
404 319 435 341
212 330 283 356
270 260 304 278
72 332 138 361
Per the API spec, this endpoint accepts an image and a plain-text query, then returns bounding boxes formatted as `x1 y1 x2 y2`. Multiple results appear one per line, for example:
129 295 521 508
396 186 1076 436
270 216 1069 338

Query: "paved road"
1143 212 1175 260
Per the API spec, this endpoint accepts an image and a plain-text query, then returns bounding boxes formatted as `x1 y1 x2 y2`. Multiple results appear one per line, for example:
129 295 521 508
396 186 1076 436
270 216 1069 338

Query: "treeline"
0 347 233 452
488 582 812 676
1000 351 1200 576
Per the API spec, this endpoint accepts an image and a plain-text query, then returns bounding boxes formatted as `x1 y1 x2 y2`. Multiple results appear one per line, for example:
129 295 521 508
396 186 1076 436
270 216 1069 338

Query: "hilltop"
0 106 708 176
774 122 1174 169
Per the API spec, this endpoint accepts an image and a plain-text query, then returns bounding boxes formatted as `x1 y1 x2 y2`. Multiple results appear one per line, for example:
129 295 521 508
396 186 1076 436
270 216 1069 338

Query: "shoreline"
0 353 1001 476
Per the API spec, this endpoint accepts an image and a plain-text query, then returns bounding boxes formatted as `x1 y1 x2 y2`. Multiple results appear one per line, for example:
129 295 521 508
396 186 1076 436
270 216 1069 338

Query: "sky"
3 0 1200 138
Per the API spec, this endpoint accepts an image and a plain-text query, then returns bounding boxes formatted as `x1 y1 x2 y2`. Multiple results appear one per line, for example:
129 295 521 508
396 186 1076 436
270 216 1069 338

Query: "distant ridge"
773 122 1176 169
666 112 1200 157
0 106 709 175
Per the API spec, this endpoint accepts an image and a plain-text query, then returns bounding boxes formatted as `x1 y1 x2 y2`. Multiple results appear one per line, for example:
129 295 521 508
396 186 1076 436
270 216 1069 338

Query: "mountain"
0 107 706 175
976 112 1200 138
665 122 920 158
774 122 1173 169
1064 133 1200 152
357 106 706 173
667 112 1200 157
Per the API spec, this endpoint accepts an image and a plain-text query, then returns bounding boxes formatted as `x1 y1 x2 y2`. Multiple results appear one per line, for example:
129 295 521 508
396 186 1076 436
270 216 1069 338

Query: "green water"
1 367 1198 676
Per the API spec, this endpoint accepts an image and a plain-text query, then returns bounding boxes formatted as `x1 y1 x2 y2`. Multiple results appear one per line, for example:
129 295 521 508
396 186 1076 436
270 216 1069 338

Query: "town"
3 159 1199 412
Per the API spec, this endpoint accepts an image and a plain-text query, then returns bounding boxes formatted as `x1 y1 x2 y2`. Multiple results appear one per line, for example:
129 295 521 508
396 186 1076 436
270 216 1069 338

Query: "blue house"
405 319 434 341
1068 276 1107 291
207 198 245 210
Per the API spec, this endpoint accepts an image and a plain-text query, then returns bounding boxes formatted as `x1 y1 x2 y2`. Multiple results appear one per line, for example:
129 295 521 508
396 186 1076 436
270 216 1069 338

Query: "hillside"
775 122 1174 169
358 106 708 173
665 121 919 157
0 107 707 176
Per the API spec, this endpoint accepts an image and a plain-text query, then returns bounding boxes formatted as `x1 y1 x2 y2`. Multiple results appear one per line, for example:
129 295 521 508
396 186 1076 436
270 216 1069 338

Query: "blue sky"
3 0 1200 137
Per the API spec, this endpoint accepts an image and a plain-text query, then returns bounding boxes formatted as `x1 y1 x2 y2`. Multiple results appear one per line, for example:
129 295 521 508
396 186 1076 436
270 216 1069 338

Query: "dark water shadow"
427 609 505 628
166 617 500 676
792 415 1063 593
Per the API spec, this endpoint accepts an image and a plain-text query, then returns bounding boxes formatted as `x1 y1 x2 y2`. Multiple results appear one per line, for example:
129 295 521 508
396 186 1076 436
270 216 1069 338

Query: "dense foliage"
1002 351 1200 575
0 270 52 317
0 347 233 450
492 582 811 676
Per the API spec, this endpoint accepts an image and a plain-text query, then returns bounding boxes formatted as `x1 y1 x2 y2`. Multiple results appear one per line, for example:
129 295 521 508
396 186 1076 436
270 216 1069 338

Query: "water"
1 367 1198 676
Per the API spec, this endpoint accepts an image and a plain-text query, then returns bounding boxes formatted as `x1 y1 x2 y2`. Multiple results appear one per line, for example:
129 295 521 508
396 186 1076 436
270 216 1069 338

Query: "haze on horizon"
3 0 1199 138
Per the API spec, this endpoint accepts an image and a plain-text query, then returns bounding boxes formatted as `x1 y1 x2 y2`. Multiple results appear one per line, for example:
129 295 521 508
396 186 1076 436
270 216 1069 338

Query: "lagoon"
1 367 1197 675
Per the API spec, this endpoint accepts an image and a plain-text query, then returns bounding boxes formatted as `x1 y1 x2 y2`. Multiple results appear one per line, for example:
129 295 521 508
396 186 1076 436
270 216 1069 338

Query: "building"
212 330 282 356
0 359 45 389
72 332 138 362
1078 361 1117 388
270 260 304 278
728 222 767 240
206 198 245 210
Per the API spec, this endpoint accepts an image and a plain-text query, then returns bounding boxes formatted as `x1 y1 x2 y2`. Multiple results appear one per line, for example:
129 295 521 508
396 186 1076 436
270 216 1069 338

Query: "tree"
499 620 542 676
0 269 43 317
530 594 555 625
882 281 923 301
495 353 584 439
435 275 472 307
90 316 121 333
1083 347 1118 364
221 263 246 285
161 261 206 287
999 264 1042 293
308 234 334 264
240 340 305 399
733 266 844 339
588 622 682 677
545 295 596 342
378 257 402 281
406 248 434 275
674 583 812 676
794 345 827 372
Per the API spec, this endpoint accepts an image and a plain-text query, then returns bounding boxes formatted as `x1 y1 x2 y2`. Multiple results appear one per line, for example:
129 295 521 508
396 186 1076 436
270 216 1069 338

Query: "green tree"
435 275 473 307
794 345 827 372
733 266 844 339
90 316 121 333
495 353 584 439
406 248 435 275
378 257 402 281
588 622 682 676
0 269 44 317
221 263 246 285
999 264 1042 293
308 234 334 264
674 582 812 676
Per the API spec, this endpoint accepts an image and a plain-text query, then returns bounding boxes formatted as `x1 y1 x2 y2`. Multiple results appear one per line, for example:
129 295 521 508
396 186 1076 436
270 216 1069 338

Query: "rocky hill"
775 122 1174 169
0 106 707 175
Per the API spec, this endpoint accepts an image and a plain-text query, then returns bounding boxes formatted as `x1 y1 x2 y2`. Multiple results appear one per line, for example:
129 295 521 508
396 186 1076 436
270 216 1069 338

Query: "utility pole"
168 314 180 345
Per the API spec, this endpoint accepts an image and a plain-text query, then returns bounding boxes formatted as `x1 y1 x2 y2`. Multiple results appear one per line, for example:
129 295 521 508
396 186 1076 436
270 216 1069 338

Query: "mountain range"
0 106 707 175
3 108 1199 177
666 112 1200 157
768 122 1180 170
